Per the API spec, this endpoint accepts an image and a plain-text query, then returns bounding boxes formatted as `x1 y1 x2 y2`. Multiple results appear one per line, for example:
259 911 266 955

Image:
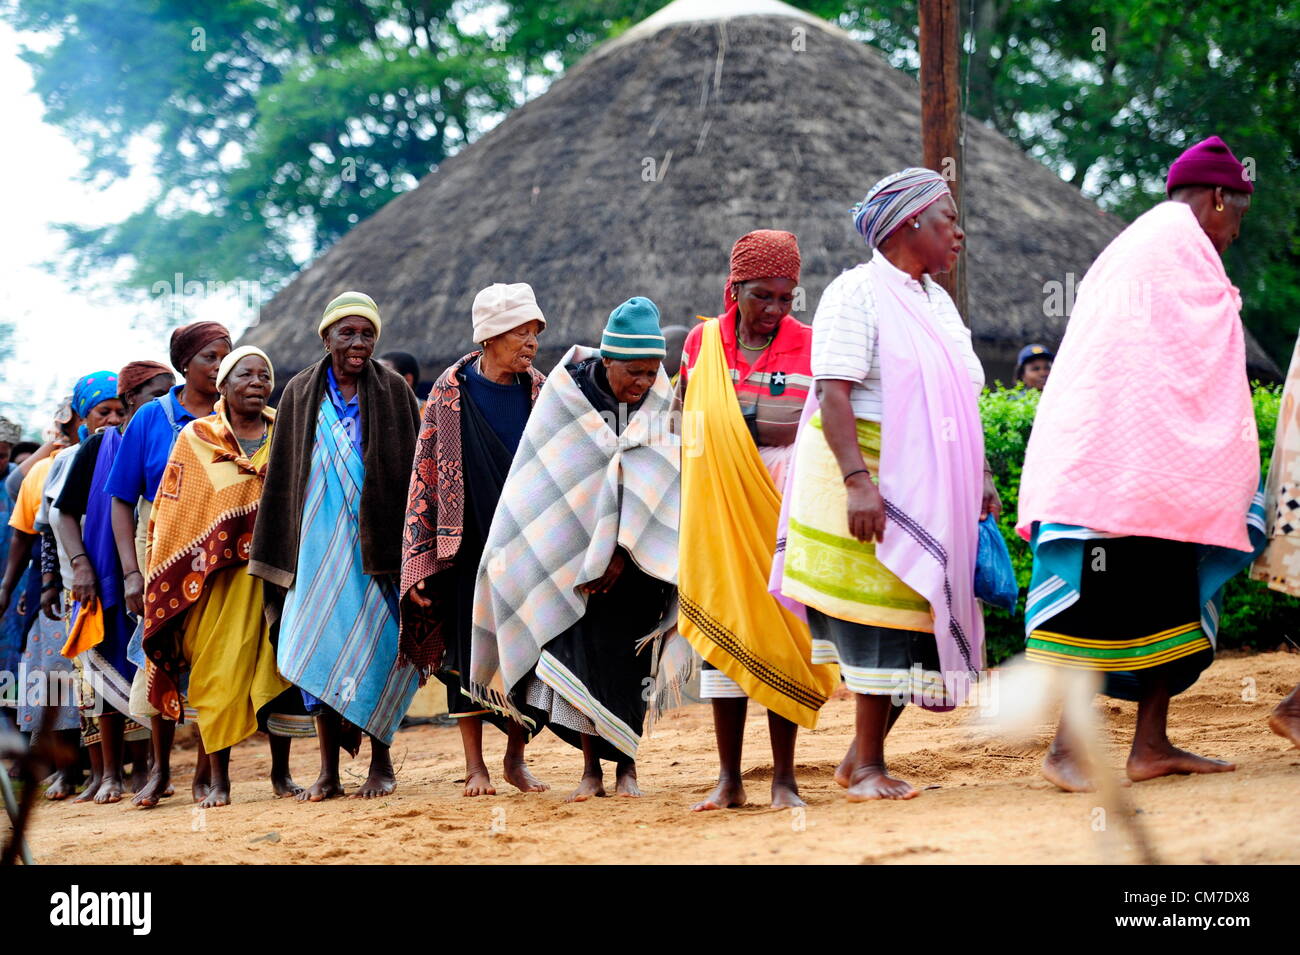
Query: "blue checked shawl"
470 344 683 722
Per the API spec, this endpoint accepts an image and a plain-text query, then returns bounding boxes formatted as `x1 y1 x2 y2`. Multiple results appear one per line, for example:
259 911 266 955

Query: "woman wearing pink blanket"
1018 136 1266 792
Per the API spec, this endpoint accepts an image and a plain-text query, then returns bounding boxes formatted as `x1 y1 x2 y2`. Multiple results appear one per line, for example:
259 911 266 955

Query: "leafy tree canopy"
6 0 1297 358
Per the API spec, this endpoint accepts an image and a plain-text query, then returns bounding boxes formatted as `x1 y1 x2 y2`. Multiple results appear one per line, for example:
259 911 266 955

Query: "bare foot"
1126 742 1235 783
94 774 126 804
1268 693 1300 750
270 772 303 798
354 767 397 799
771 778 805 809
565 774 605 802
45 769 81 801
502 757 548 793
199 784 231 808
192 777 209 802
132 770 171 809
73 773 103 804
834 740 857 789
1041 747 1095 793
692 777 746 811
463 767 496 797
130 764 149 794
846 765 917 801
615 763 641 797
296 774 345 802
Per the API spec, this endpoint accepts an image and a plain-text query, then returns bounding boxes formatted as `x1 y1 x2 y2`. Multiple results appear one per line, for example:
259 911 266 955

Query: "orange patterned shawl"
142 400 275 718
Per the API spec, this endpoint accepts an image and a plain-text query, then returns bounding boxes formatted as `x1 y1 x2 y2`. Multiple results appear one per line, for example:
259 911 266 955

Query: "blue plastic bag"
974 515 1018 612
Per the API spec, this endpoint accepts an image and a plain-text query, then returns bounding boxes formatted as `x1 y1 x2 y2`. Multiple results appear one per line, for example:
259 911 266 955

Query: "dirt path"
21 651 1299 864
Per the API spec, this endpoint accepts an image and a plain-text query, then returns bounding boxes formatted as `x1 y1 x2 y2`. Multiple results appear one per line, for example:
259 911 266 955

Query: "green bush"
979 381 1294 664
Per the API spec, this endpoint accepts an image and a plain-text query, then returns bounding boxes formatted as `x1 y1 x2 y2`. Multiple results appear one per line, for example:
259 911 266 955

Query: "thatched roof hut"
242 0 1279 383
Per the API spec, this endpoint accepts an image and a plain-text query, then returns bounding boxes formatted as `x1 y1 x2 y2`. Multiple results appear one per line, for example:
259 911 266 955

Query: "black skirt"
1025 536 1211 701
522 556 672 764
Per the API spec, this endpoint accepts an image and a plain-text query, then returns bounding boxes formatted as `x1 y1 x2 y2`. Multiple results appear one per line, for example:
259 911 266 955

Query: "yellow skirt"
181 566 290 752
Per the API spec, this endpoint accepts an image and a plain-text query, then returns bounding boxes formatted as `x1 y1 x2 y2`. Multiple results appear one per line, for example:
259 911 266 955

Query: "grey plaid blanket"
469 344 689 730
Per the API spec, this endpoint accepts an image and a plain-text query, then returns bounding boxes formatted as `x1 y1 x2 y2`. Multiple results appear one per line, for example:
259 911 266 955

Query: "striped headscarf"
72 370 119 439
851 167 951 249
724 229 802 308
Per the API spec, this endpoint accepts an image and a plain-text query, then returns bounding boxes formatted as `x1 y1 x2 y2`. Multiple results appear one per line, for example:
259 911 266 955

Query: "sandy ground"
17 651 1300 865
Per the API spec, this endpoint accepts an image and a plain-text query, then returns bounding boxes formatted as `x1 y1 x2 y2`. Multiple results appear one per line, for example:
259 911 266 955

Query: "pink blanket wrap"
1017 201 1259 551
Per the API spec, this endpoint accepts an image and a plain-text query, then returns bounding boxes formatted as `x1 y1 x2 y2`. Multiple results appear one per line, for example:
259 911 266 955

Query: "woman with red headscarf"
677 230 838 811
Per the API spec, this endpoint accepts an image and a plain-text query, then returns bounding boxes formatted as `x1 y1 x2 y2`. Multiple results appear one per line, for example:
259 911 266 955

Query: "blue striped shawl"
277 394 418 744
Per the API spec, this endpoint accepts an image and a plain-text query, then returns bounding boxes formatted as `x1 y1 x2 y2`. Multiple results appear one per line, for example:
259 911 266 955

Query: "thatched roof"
242 0 1280 383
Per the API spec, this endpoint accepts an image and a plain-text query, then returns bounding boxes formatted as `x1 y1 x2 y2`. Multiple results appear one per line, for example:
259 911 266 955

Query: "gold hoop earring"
1215 201 1224 212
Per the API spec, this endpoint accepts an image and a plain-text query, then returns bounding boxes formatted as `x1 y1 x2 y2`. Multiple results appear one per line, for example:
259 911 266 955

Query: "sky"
0 22 254 439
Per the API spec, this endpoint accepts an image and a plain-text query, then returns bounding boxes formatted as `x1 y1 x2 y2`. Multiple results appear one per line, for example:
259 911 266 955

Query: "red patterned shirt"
679 307 813 448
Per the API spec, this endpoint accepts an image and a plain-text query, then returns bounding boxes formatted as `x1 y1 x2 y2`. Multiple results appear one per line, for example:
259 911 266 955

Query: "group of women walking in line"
1 137 1297 814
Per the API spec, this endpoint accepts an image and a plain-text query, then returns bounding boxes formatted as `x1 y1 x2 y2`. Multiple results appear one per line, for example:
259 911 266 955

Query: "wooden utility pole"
918 0 967 319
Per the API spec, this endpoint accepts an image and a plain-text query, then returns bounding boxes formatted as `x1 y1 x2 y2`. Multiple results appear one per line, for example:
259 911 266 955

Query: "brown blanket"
250 356 419 616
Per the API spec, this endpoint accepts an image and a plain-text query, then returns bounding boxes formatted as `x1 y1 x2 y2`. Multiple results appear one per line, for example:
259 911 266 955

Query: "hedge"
978 382 1295 664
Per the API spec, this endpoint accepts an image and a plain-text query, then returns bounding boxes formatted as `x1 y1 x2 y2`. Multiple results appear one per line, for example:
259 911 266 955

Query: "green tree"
5 0 517 289
7 0 1298 362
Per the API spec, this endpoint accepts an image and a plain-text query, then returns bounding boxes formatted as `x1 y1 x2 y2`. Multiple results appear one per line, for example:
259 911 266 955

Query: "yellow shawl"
679 319 837 727
143 400 275 720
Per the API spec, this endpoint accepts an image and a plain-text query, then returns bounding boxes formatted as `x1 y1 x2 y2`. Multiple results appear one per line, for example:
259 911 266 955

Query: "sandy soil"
18 651 1300 865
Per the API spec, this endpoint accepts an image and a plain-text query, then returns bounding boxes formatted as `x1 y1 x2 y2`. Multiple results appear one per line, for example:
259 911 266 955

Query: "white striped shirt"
811 252 984 421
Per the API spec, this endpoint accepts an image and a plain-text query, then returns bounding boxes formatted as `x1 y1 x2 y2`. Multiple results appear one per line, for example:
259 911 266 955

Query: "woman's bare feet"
1268 687 1300 749
297 774 345 802
615 761 641 797
199 784 231 808
270 771 302 798
94 773 126 804
834 744 856 789
846 765 917 801
565 773 605 802
502 757 548 793
72 772 103 804
770 777 805 808
132 769 171 808
353 741 397 799
354 767 396 799
45 768 81 801
463 766 496 797
1126 741 1235 783
691 776 746 811
1041 749 1094 792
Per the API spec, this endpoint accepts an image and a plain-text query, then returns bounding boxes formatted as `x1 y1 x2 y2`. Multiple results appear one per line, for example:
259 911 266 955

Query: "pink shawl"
773 255 986 704
1017 201 1259 550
